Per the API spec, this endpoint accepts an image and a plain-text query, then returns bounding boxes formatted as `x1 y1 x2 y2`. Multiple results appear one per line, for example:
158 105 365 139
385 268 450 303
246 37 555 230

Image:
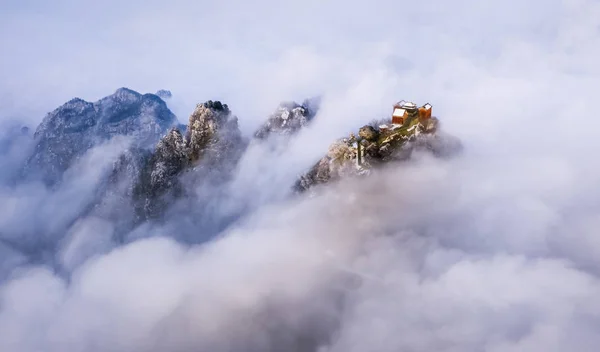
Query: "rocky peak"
23 88 178 185
33 98 95 139
156 89 172 99
254 97 320 139
130 128 189 220
112 87 141 101
186 100 238 162
132 100 245 220
295 111 461 193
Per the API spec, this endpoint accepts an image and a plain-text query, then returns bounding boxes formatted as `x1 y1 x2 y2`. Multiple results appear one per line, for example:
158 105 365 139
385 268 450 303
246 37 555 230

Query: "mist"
2 0 600 351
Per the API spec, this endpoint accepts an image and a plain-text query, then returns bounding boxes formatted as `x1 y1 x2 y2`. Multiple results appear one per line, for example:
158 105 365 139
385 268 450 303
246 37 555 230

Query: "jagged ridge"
132 100 246 220
295 108 462 192
254 97 321 139
15 89 461 235
23 88 177 185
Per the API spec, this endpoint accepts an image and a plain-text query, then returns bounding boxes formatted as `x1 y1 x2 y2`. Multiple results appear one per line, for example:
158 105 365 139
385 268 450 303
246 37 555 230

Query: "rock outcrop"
156 89 172 99
254 97 320 139
132 100 246 220
23 88 177 185
295 113 462 192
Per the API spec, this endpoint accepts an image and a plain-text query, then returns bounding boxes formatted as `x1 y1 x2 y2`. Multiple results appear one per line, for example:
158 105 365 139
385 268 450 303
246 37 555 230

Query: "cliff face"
186 101 245 168
132 100 246 221
295 113 462 192
23 88 177 185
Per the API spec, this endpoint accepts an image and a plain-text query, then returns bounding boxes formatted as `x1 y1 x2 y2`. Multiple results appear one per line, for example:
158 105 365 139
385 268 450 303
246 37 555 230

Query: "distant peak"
115 87 138 94
156 89 172 99
66 97 89 105
114 87 142 99
253 98 319 139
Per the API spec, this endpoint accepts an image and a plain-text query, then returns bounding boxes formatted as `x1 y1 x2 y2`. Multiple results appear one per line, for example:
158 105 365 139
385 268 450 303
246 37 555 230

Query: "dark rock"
133 128 189 220
358 125 379 141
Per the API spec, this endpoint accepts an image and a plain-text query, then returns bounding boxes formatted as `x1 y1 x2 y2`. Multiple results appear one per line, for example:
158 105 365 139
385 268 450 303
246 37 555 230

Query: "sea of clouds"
1 0 600 351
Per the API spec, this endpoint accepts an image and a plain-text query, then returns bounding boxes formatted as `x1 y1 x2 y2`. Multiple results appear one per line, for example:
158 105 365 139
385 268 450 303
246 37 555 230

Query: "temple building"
392 101 432 125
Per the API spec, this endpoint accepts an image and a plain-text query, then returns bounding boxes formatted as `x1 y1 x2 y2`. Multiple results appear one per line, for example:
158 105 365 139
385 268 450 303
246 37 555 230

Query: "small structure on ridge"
391 101 432 126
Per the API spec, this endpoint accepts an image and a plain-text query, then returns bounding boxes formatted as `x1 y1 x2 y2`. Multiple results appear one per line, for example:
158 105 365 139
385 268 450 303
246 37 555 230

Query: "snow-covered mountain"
0 87 466 352
131 100 247 221
254 97 320 139
9 88 461 246
22 87 178 185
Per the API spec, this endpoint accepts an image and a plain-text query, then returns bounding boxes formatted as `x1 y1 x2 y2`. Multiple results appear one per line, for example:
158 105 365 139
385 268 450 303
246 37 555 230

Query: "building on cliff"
392 101 432 125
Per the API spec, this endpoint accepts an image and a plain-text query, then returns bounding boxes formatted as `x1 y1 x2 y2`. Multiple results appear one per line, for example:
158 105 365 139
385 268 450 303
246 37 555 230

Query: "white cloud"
1 0 600 351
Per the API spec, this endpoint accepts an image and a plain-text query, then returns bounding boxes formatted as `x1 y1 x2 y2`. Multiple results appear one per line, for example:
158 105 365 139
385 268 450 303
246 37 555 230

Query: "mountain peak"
23 88 177 185
114 87 141 97
295 101 462 192
131 99 245 220
254 98 319 139
65 97 89 105
156 89 172 99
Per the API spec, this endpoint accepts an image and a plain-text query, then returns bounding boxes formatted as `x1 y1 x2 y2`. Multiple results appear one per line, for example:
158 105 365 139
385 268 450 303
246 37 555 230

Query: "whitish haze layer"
1 0 600 351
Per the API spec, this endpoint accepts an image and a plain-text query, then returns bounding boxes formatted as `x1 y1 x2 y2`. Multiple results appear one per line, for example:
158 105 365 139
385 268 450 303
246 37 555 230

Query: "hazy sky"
2 0 591 134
